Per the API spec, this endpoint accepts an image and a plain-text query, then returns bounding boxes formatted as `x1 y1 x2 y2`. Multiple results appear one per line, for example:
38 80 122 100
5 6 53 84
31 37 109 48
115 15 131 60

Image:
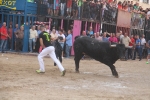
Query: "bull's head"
116 44 125 59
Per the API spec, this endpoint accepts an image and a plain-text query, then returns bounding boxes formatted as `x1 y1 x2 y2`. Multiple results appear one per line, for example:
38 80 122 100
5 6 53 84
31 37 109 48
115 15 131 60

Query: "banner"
117 10 131 28
0 0 17 10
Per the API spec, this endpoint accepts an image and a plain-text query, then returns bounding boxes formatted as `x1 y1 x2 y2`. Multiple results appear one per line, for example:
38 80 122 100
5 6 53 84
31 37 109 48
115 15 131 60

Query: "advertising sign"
0 0 17 10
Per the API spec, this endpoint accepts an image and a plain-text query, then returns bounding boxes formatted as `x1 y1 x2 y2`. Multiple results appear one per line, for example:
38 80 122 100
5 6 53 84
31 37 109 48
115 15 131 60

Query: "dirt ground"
0 53 150 100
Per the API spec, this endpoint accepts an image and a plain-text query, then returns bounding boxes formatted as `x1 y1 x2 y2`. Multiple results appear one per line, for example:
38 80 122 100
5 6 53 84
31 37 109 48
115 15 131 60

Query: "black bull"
74 36 125 78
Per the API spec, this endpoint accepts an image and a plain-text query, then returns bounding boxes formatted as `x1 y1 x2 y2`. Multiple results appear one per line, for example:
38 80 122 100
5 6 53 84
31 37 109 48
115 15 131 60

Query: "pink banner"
61 19 63 29
85 21 87 31
71 20 82 55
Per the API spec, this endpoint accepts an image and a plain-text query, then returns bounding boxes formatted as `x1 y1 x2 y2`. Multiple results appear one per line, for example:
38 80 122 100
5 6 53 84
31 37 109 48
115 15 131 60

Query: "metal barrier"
131 12 145 29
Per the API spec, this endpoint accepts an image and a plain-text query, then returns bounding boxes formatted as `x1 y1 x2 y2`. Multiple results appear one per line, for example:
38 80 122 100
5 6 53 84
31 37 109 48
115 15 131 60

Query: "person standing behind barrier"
146 39 150 64
51 28 58 42
95 32 102 41
109 33 118 44
128 35 135 59
54 0 59 16
14 24 19 51
36 25 66 76
29 25 38 52
48 0 54 16
65 30 72 58
60 0 66 17
133 35 142 61
66 0 72 18
58 29 65 58
121 33 131 60
8 24 13 50
0 22 10 53
77 0 83 19
102 32 109 42
15 26 24 52
141 34 146 58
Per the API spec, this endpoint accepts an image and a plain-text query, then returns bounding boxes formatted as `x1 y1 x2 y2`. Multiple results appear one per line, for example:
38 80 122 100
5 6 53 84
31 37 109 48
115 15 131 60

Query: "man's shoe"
146 62 149 64
36 70 45 73
61 70 66 76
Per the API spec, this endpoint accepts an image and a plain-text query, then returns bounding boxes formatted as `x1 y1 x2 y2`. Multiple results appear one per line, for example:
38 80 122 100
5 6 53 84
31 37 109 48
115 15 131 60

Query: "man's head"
3 22 6 27
124 33 128 37
68 30 71 34
120 31 122 35
20 26 24 31
40 25 45 32
52 28 56 34
137 35 139 39
37 25 41 30
142 34 145 38
59 29 63 35
103 32 107 37
130 34 133 38
15 24 18 28
32 25 36 30
90 27 92 31
96 32 100 37
82 31 86 36
112 33 115 37
46 25 49 29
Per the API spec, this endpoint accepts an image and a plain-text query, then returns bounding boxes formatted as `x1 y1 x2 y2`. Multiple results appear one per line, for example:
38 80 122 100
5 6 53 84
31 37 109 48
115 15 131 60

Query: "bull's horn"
110 45 116 47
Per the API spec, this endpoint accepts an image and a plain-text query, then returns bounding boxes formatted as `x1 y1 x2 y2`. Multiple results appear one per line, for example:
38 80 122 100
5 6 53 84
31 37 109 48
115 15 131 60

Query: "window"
143 0 149 3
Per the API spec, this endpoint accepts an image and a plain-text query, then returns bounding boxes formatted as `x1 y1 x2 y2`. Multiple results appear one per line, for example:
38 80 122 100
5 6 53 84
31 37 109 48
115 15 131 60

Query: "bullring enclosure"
0 53 150 100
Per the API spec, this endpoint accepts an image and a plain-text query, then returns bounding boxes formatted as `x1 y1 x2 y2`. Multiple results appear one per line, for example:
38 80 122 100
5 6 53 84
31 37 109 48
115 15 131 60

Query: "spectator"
15 26 24 52
58 29 65 58
119 31 124 43
65 30 72 58
121 33 131 60
51 28 58 41
77 0 83 19
66 0 72 18
0 22 10 53
102 32 109 42
14 24 19 51
48 0 54 16
140 34 146 58
45 25 50 34
95 32 102 41
37 25 41 37
133 35 142 61
117 1 122 10
81 31 87 36
128 34 135 59
29 25 38 52
54 0 59 16
109 33 118 44
8 24 13 50
146 39 150 64
60 0 66 17
87 27 94 37
72 0 78 18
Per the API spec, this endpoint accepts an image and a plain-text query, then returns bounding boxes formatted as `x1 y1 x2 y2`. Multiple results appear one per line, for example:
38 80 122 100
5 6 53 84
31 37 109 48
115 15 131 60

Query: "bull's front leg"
74 54 84 73
110 65 119 78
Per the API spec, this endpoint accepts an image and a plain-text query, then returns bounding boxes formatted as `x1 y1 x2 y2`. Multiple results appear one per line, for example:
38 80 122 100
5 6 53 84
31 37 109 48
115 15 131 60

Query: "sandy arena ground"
0 53 150 100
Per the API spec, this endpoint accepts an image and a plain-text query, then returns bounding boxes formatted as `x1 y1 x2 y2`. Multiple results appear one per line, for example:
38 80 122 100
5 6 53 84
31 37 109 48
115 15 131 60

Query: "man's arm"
39 38 45 49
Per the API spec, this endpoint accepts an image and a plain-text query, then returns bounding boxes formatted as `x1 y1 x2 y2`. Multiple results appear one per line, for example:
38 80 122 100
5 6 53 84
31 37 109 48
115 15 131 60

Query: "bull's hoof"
75 70 80 73
114 75 119 78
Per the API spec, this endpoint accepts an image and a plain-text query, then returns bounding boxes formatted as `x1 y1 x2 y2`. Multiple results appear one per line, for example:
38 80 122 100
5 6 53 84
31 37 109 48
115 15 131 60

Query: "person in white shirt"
58 29 65 58
29 25 38 52
45 25 50 34
141 34 146 58
94 32 102 41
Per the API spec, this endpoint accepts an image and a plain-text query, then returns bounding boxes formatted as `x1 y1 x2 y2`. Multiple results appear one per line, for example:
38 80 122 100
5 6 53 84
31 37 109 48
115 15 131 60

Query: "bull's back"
74 37 110 59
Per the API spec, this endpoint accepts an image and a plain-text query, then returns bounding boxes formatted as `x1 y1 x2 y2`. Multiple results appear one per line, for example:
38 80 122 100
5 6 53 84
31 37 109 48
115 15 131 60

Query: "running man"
36 26 66 76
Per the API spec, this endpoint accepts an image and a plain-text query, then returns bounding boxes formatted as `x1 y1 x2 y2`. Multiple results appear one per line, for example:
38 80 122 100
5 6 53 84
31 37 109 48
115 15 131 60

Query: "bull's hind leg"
74 54 84 73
